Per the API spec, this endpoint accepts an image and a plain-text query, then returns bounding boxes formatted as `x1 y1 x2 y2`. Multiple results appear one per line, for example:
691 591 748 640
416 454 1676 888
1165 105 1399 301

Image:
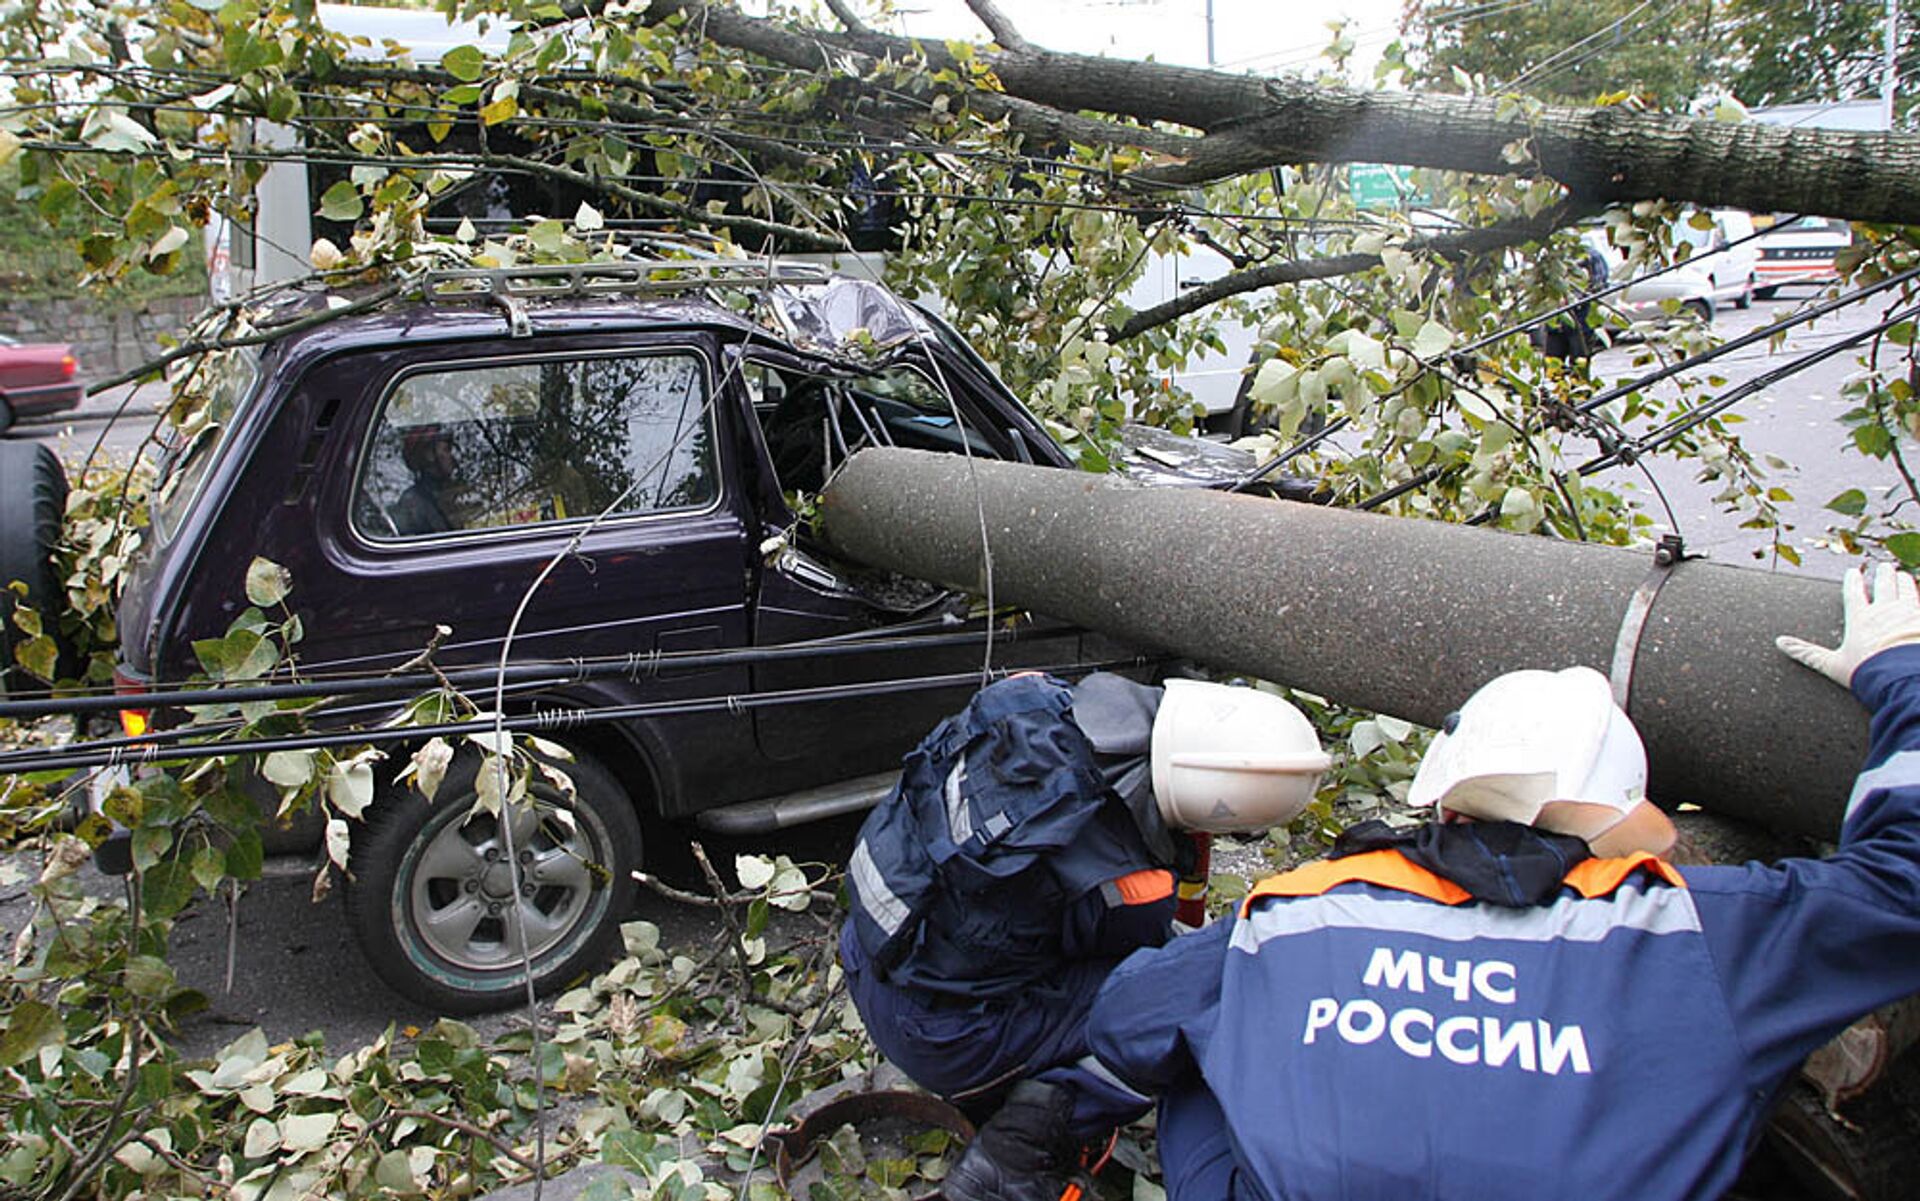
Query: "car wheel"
345 744 642 1013
1755 285 1779 301
1683 299 1713 325
0 440 69 694
1735 276 1754 310
0 397 13 436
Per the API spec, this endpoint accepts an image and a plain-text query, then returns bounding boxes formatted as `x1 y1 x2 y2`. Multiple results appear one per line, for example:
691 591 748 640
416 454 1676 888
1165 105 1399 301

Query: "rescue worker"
840 671 1330 1201
1085 562 1920 1201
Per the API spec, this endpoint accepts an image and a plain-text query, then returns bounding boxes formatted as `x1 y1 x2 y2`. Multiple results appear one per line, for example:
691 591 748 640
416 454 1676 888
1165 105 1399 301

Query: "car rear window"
152 347 262 544
352 351 717 540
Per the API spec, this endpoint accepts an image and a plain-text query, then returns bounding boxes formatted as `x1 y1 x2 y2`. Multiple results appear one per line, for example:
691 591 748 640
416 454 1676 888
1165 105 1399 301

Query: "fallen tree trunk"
818 448 1862 839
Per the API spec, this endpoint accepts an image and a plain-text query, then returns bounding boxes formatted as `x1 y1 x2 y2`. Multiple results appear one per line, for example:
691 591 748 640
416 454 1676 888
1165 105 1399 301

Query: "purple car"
106 259 1175 1010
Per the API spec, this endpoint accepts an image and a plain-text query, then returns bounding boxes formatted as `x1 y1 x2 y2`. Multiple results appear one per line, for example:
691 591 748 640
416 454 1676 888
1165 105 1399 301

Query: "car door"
247 334 757 759
734 351 1085 784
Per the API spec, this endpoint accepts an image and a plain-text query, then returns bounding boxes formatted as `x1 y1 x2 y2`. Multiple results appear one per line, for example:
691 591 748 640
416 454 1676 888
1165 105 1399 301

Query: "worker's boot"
942 1080 1078 1201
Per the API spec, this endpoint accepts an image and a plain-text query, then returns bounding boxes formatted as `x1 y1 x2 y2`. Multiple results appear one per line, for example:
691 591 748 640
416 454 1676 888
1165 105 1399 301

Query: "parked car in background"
1607 209 1759 326
1754 215 1852 298
0 334 83 433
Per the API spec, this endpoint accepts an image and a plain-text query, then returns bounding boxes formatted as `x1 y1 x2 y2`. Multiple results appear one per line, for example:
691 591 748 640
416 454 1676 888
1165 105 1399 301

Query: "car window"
353 352 716 540
754 362 999 494
152 347 262 544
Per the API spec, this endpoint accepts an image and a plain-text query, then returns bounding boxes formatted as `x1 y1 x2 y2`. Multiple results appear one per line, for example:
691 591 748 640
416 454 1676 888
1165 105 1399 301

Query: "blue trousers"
840 924 1150 1139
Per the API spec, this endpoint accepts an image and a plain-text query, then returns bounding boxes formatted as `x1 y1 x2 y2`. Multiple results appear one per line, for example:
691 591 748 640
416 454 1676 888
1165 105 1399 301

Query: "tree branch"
965 0 1030 52
631 0 1920 225
1109 207 1586 342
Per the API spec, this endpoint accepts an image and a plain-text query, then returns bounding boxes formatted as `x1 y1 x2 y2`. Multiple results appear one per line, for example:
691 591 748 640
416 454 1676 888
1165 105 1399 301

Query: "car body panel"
1755 216 1851 291
0 337 83 418
115 273 1165 828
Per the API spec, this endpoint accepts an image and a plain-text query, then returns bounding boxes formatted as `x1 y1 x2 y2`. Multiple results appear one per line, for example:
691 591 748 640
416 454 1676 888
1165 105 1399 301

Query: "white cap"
1410 666 1672 855
1150 680 1331 834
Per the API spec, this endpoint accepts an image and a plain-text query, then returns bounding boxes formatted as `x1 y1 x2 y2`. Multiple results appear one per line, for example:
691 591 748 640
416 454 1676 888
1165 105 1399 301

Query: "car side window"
353 352 716 540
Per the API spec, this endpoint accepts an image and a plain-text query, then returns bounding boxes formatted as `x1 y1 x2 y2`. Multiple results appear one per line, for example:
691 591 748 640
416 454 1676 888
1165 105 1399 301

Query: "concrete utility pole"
1887 0 1900 128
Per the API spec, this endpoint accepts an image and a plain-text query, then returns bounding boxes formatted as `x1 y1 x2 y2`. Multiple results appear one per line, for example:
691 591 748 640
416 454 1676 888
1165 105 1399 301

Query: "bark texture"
634 0 1920 227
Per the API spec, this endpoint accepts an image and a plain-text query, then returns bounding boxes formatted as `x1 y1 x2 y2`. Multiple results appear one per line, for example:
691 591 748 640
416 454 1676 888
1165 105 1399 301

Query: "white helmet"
1408 666 1674 856
1150 679 1331 833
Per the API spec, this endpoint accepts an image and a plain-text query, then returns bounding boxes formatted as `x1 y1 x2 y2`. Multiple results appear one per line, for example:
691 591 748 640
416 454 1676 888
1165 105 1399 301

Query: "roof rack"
418 259 835 336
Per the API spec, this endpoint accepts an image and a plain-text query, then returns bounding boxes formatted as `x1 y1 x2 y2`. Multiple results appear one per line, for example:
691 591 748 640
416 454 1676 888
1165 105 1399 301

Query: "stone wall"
0 293 207 378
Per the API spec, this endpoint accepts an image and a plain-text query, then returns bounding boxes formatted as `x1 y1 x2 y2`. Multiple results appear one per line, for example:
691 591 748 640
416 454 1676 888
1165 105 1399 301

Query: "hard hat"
1149 679 1331 833
1408 666 1674 856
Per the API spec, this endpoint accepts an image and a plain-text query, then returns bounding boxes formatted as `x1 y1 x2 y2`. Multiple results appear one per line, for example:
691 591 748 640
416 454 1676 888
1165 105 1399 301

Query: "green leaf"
226 829 265 880
318 180 363 223
143 860 196 918
1411 320 1454 359
441 44 486 82
280 1111 338 1153
527 219 566 254
443 84 483 105
1827 488 1868 517
735 854 774 889
327 758 374 818
262 750 314 789
602 1129 653 1170
131 826 172 871
191 845 226 892
13 634 56 682
375 1149 416 1192
1853 423 1895 458
1886 532 1920 570
125 954 176 998
244 557 292 607
0 1001 63 1066
103 785 145 828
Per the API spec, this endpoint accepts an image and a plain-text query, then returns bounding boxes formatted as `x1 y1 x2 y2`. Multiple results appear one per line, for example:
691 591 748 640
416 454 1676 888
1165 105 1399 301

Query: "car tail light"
114 668 151 738
60 355 76 379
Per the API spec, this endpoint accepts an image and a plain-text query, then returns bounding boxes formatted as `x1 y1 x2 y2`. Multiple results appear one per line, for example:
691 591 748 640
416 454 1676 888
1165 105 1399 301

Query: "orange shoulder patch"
1562 852 1686 898
1241 850 1472 916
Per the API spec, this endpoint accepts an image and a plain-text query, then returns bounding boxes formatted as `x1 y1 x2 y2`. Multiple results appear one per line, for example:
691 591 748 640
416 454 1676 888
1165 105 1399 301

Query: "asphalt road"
1589 286 1910 579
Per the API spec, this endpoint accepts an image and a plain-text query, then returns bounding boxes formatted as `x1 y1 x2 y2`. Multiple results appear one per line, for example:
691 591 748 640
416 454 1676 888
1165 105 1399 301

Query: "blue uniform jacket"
1087 645 1920 1201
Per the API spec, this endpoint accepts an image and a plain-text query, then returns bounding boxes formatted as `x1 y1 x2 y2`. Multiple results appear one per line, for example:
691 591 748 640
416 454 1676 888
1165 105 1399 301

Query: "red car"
0 334 83 432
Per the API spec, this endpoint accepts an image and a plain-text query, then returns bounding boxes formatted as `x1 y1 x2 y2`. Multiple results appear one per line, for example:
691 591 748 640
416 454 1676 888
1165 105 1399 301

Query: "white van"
1611 209 1760 323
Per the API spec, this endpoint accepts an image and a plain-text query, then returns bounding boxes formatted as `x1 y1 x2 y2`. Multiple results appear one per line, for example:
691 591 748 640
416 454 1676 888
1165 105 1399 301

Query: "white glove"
1776 562 1920 687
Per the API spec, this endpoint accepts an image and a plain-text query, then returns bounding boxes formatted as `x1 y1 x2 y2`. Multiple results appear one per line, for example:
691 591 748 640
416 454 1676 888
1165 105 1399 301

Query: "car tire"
345 744 642 1013
1735 276 1754 310
1683 299 1713 326
0 440 69 694
1755 285 1779 301
0 396 13 436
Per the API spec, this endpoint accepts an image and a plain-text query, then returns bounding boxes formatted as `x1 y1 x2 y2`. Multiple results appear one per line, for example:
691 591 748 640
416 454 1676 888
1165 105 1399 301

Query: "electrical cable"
0 658 1155 777
1225 213 1827 494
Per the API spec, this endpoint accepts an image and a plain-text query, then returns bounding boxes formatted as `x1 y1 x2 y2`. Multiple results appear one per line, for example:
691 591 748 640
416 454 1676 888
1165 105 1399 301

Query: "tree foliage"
1721 0 1920 117
1406 0 1920 123
1402 0 1718 107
